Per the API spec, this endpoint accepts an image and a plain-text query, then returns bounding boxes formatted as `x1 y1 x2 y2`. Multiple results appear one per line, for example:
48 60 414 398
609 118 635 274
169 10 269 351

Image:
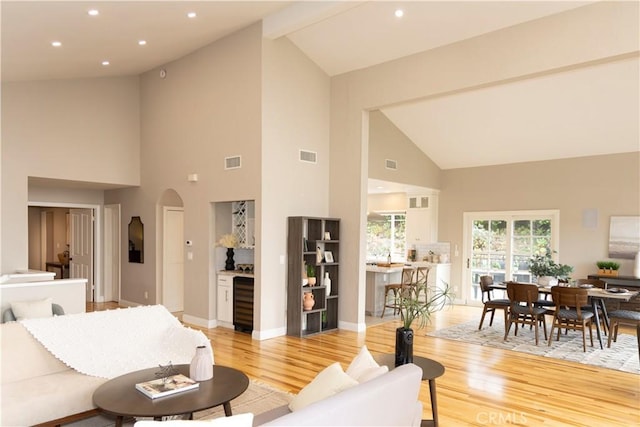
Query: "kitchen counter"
365 262 451 317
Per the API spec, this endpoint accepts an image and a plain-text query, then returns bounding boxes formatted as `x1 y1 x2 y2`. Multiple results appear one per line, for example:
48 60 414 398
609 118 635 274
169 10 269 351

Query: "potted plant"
528 251 573 286
306 264 316 286
596 261 620 277
395 282 454 366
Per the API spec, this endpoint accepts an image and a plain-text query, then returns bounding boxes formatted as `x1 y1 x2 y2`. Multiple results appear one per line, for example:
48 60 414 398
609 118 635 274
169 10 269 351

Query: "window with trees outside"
464 211 559 304
367 212 406 262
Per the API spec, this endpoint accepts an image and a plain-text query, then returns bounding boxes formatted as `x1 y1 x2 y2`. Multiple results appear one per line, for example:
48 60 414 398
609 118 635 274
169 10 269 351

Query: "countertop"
365 262 450 274
218 270 255 278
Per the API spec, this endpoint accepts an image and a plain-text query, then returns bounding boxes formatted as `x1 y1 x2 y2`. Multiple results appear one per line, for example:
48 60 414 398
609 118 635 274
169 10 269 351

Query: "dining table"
490 282 639 349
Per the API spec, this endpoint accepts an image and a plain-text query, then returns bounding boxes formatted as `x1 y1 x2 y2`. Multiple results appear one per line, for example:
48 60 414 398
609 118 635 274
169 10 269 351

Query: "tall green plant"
397 282 454 330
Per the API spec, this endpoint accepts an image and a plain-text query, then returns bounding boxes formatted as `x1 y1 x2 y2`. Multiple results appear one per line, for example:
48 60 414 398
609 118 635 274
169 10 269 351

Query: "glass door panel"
464 211 559 306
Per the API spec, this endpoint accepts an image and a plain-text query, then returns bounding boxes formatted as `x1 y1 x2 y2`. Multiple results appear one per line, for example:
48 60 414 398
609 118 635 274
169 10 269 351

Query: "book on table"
135 374 199 399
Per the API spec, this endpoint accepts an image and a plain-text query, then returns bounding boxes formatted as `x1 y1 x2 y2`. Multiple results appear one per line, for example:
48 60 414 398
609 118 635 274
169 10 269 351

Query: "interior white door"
70 208 94 301
163 207 184 312
104 204 121 302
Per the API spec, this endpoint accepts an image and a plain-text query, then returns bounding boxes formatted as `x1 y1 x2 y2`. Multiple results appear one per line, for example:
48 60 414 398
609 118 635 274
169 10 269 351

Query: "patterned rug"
427 319 640 374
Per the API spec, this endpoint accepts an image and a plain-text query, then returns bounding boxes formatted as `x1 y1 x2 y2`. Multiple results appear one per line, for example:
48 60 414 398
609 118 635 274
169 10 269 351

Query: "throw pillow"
346 345 384 382
288 362 358 412
356 365 389 383
10 298 53 321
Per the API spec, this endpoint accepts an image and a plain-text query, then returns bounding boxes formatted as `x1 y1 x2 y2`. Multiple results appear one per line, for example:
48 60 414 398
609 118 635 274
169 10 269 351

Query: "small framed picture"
324 251 334 263
324 232 331 240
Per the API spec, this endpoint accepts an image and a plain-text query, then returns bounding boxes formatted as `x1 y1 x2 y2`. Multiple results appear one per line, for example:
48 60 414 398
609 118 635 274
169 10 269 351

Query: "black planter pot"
395 326 414 367
225 248 235 271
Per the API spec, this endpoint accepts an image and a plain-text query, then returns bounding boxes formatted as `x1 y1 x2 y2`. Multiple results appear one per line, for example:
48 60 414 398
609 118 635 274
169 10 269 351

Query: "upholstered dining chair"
505 282 548 345
576 278 609 334
548 286 594 352
606 310 640 356
381 268 414 318
478 275 510 331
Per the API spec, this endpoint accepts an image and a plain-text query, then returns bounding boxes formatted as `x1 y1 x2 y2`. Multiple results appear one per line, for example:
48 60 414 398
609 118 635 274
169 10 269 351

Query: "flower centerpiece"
528 250 573 286
218 234 238 271
395 282 454 366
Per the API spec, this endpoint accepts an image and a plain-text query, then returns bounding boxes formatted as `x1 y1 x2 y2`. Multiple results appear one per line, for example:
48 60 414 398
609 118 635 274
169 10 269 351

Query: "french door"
462 210 559 305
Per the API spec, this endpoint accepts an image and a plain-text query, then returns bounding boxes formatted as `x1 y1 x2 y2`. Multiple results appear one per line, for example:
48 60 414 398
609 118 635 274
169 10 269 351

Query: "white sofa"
1 305 210 426
135 363 424 427
0 320 107 426
255 363 423 426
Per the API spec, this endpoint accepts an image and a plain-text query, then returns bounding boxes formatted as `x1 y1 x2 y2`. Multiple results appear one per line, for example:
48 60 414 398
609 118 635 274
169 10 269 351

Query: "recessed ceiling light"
187 12 197 19
51 41 62 47
101 60 110 66
395 9 404 18
138 40 147 46
88 9 99 16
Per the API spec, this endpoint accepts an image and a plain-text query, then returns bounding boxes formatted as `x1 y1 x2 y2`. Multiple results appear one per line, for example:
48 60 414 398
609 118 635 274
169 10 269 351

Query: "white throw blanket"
20 305 212 379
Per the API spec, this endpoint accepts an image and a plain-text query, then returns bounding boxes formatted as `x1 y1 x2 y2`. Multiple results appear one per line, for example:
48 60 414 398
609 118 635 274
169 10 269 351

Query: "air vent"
299 150 317 164
409 196 429 209
385 159 397 170
225 156 241 170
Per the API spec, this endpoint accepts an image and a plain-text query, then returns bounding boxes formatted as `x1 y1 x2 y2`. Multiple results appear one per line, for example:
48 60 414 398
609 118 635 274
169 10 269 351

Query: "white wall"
259 35 331 338
107 24 264 317
1 76 140 271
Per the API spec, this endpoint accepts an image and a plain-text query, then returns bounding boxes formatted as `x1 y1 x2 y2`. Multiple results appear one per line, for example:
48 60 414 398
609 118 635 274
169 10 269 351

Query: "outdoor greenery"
596 261 620 270
366 213 406 260
528 251 573 279
397 282 454 330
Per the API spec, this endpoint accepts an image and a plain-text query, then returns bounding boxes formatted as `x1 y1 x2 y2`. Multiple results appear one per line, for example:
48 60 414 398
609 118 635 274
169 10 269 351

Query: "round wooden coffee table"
93 364 249 427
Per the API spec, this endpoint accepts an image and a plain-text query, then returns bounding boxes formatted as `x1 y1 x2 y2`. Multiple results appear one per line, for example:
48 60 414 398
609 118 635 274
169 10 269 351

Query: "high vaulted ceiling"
2 1 638 171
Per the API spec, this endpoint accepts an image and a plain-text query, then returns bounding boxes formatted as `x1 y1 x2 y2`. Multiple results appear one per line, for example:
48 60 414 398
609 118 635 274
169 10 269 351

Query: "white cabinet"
217 275 233 326
405 194 438 245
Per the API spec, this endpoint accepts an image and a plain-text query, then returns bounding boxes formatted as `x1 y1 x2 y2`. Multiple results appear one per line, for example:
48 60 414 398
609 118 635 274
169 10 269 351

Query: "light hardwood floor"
88 302 640 426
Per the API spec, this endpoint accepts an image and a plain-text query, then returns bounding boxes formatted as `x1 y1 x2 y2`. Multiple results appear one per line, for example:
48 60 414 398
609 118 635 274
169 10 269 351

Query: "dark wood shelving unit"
287 216 340 337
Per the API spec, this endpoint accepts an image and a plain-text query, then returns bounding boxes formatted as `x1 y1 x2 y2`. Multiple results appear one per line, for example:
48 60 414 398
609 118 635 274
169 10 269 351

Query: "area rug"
427 320 639 374
69 380 292 427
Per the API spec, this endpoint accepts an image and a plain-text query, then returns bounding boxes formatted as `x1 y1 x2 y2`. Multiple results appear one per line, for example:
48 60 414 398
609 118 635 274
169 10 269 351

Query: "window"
367 212 406 261
464 210 559 304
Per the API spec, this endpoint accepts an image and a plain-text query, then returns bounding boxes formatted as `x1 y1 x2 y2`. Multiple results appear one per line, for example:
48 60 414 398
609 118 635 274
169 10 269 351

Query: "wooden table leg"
223 401 233 416
429 378 439 427
115 416 124 427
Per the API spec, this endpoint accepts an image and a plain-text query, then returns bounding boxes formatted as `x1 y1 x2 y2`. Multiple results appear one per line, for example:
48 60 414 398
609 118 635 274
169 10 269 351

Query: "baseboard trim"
339 320 366 332
252 327 286 341
183 314 217 329
117 299 140 308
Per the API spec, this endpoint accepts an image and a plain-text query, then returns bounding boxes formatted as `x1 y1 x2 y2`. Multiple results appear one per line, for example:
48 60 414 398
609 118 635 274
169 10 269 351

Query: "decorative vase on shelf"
324 272 332 296
316 246 323 264
190 345 213 381
395 327 414 367
303 292 315 311
225 248 235 271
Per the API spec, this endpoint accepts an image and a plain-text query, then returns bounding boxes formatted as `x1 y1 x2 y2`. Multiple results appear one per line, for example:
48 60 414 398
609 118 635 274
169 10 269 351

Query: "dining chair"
381 268 414 318
606 310 640 355
412 266 430 304
504 282 548 345
576 278 609 334
548 286 594 352
478 275 510 331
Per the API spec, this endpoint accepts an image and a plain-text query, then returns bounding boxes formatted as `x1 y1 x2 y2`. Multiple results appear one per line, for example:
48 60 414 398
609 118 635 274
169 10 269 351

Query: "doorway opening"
27 202 104 302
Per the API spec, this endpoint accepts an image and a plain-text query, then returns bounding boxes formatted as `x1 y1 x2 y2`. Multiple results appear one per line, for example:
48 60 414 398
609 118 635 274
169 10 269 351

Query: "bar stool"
381 268 414 317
